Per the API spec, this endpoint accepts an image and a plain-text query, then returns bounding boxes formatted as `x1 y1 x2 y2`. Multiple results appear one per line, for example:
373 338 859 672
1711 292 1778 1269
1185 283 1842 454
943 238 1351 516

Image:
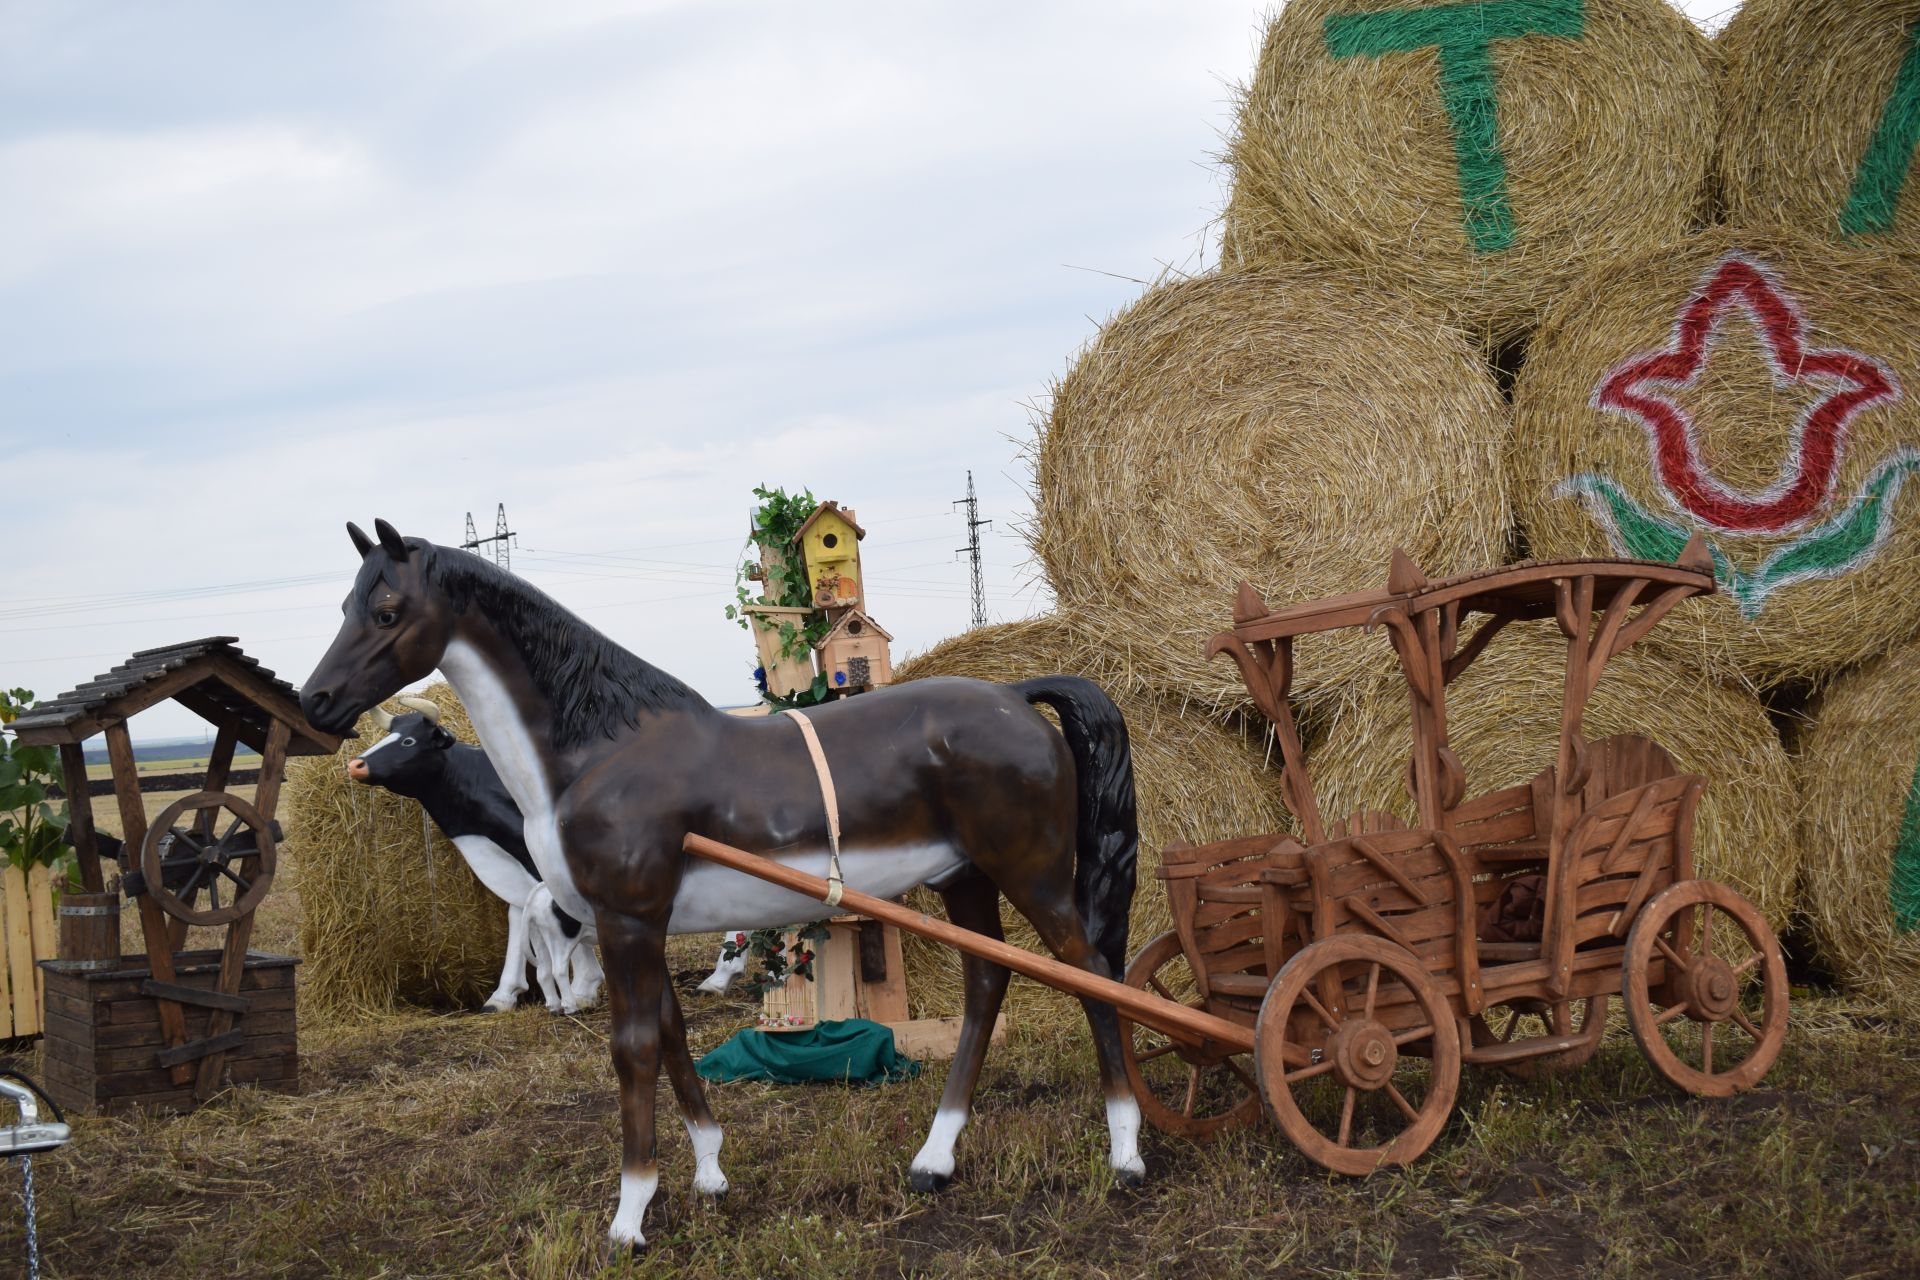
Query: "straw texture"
1308 622 1799 932
1030 266 1509 717
1798 638 1920 1023
1223 0 1716 342
285 683 509 1023
891 615 1291 1024
1720 0 1920 247
1509 227 1920 684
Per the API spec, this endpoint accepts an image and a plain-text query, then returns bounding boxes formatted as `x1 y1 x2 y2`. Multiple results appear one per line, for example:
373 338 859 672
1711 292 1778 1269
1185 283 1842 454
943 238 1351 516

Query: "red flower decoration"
1591 255 1901 534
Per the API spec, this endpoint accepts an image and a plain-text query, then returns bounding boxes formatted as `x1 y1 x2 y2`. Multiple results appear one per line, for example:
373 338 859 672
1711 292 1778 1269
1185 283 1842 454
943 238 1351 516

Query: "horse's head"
300 519 459 736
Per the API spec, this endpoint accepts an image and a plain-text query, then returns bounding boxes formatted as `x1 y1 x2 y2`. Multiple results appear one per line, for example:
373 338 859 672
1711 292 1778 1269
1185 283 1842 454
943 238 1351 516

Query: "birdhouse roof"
817 608 893 644
789 501 866 546
7 636 344 756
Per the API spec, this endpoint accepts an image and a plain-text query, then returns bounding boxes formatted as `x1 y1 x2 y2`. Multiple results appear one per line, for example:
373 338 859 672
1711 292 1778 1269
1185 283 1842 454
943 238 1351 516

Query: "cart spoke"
217 864 252 893
1731 1007 1763 1042
1655 936 1689 973
1224 1056 1259 1094
1148 976 1176 1002
207 878 221 911
1697 905 1714 959
181 862 210 897
1384 1082 1419 1123
1652 1000 1691 1026
1391 1025 1434 1047
1336 1087 1356 1148
1286 1058 1338 1085
1732 953 1762 979
1362 963 1381 1022
1182 1068 1200 1118
1300 987 1342 1032
1701 1022 1713 1075
1134 1041 1179 1064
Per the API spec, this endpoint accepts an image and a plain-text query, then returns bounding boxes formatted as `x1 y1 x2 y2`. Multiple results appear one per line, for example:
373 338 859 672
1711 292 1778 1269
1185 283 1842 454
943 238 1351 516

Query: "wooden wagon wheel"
1624 880 1787 1098
141 790 276 927
1254 936 1460 1175
1116 931 1263 1139
1469 996 1609 1079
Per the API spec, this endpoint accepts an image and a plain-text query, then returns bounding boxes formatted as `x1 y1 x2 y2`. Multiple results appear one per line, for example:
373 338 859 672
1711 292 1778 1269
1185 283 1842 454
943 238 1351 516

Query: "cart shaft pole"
683 832 1257 1054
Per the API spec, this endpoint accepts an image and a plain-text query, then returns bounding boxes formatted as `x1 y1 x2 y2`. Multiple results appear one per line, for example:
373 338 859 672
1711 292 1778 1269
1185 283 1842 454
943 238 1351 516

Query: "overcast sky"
3 1 1732 743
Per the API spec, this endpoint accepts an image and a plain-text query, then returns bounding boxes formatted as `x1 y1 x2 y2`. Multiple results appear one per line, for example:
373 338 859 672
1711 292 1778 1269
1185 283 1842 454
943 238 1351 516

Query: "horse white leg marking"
909 1106 968 1181
1105 1093 1146 1181
608 1166 657 1249
485 905 528 1012
685 1118 729 1196
698 935 748 994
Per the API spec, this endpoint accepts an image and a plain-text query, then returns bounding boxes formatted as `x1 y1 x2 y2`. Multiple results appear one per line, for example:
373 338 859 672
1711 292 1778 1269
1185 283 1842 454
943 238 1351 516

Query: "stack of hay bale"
919 0 1920 1022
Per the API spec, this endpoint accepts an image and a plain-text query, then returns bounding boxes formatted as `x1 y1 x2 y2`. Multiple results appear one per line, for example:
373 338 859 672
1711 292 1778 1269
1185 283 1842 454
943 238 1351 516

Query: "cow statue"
346 698 604 1014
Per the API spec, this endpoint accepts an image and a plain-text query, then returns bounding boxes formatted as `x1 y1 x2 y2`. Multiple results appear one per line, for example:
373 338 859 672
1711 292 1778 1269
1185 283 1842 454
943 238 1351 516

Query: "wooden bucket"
58 892 120 971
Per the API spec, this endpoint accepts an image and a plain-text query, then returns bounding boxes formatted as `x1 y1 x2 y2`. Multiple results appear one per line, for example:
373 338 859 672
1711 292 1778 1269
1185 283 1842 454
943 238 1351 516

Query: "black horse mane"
365 540 710 750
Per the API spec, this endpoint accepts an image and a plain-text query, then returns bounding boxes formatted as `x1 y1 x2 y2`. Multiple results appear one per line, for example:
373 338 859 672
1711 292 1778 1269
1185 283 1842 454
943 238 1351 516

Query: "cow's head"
345 697 456 794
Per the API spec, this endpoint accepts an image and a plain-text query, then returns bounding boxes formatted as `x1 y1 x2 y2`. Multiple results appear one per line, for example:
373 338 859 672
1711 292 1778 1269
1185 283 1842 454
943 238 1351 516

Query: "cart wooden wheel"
1624 880 1787 1098
1469 996 1608 1079
1116 931 1263 1139
141 790 277 927
1254 936 1460 1175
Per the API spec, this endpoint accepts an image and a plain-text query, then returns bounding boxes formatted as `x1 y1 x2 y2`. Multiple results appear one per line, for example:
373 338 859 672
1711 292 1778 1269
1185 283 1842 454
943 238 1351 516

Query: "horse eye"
375 609 399 627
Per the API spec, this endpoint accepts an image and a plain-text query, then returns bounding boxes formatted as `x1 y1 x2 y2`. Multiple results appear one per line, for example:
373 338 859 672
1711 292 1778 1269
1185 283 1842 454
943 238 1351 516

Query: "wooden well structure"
11 637 341 1111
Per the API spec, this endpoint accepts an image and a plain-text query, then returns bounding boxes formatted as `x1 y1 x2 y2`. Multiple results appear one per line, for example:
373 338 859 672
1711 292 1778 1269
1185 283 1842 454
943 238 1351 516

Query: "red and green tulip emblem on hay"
1557 254 1915 618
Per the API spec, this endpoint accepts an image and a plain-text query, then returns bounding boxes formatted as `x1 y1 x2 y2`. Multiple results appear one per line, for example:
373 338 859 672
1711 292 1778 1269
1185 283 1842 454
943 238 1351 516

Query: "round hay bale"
892 615 1291 1024
285 682 509 1023
1797 638 1920 1023
1309 621 1798 932
1509 227 1920 684
1222 0 1716 342
1720 0 1920 249
1030 266 1509 714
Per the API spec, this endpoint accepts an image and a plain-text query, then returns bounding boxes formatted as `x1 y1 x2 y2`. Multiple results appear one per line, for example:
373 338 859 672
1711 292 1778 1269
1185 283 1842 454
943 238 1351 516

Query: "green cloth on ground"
696 1018 921 1085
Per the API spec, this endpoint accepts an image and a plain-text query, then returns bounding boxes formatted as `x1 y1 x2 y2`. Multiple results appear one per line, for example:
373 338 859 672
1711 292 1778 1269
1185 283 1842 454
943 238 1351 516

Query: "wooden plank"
59 742 106 892
106 721 195 1084
155 1029 246 1069
27 863 54 1012
90 1009 293 1052
4 863 38 1036
96 1030 296 1076
686 831 1257 1055
140 979 251 1013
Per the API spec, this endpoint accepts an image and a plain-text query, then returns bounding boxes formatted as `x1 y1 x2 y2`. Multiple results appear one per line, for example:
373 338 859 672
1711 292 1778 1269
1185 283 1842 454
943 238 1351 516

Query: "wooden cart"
684 540 1789 1174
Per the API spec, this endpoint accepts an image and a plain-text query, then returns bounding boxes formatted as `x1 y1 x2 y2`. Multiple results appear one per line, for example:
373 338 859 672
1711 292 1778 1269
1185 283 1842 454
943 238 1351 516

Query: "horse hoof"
601 1237 646 1264
908 1168 951 1195
1114 1165 1147 1190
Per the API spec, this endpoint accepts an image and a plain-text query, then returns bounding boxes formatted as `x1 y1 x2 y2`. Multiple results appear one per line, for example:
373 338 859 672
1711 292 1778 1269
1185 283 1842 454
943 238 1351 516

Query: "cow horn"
397 696 442 725
368 705 394 733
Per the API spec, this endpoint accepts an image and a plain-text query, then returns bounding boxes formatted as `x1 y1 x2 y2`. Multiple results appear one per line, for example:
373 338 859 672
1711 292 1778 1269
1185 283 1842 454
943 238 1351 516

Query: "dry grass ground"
2 845 1915 1278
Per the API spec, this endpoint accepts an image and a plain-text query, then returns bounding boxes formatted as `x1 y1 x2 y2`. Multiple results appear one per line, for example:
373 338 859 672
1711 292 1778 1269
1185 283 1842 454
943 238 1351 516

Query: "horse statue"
298 519 1144 1252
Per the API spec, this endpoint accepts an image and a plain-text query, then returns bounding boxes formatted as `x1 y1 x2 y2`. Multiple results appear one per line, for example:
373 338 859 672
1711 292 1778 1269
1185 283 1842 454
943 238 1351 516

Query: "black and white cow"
346 699 603 1013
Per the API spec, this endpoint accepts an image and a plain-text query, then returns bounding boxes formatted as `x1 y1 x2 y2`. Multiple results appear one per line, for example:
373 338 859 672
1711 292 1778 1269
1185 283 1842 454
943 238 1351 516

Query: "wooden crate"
38 950 299 1114
0 863 57 1038
760 918 909 1030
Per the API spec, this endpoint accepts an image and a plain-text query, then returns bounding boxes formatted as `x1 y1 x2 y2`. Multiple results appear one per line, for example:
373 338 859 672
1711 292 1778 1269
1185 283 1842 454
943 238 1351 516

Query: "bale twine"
1720 0 1920 249
1509 227 1920 684
891 615 1291 1025
1308 622 1798 931
1797 638 1920 1023
1030 266 1509 717
1222 0 1716 342
285 683 509 1022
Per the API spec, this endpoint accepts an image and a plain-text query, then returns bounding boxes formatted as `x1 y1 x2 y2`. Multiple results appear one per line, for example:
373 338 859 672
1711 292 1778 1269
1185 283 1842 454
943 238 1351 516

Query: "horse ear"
347 522 375 559
374 518 410 561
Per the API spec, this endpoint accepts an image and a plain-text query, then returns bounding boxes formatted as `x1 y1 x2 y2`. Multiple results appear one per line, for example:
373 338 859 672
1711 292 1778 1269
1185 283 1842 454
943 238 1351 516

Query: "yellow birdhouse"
815 608 893 693
791 501 865 610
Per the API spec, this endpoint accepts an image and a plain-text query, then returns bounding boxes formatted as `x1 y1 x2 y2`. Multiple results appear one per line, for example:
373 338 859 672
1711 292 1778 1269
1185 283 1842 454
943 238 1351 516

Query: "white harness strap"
780 708 845 907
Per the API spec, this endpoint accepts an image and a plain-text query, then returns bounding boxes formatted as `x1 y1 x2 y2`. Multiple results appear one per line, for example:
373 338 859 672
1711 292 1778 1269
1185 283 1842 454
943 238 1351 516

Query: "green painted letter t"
1325 0 1585 253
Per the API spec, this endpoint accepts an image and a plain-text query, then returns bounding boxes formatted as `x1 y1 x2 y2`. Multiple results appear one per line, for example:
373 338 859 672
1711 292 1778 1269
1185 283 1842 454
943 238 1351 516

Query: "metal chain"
21 1154 39 1280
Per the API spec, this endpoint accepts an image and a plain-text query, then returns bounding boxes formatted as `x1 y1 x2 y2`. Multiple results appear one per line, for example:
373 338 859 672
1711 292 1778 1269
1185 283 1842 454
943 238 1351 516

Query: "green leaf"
1736 451 1920 617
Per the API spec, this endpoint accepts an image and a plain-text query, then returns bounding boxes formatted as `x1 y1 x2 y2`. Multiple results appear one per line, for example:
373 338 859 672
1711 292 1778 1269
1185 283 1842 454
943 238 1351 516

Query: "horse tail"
1014 676 1139 978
